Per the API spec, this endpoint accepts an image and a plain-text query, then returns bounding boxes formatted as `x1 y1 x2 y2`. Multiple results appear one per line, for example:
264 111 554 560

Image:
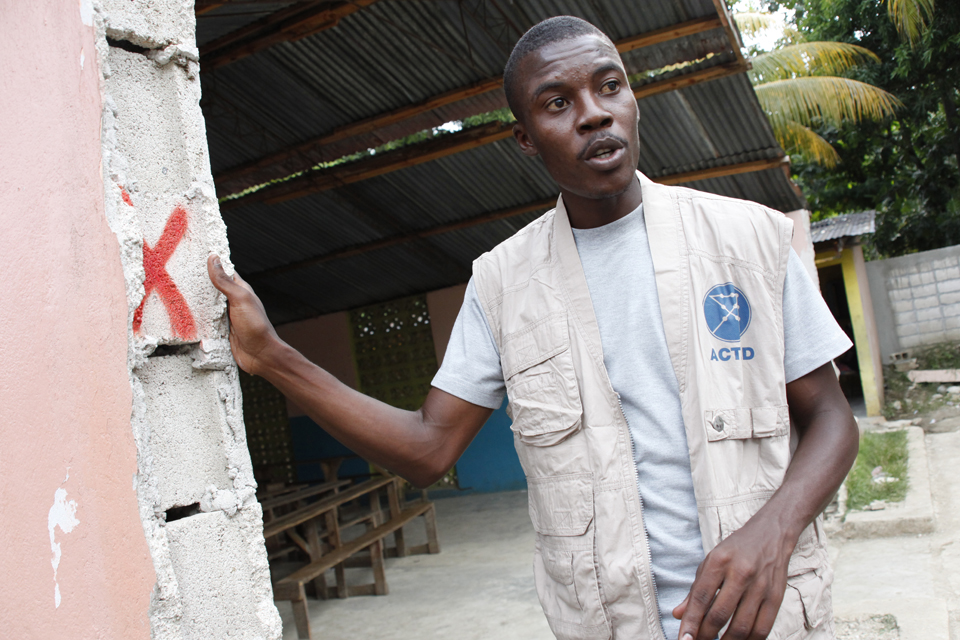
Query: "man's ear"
513 122 539 157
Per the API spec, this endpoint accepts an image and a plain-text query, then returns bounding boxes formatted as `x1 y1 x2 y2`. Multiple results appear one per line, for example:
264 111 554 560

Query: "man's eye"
601 80 619 93
546 97 567 111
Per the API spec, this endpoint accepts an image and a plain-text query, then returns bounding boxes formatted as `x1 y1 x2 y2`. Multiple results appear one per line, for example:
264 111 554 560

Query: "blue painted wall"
288 398 526 493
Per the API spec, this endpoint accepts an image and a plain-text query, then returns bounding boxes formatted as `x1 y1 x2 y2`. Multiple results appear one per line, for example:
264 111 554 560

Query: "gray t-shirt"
432 203 852 638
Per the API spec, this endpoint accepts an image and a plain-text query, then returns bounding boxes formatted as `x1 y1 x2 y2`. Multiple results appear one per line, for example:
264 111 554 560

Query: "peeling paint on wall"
48 478 79 608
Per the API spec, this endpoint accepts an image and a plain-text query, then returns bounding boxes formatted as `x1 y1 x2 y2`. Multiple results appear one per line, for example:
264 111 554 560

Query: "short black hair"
503 16 610 120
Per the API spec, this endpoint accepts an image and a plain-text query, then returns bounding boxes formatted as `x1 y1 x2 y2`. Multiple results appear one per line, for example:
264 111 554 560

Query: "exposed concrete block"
895 311 917 325
892 300 914 313
939 291 960 305
920 271 936 284
139 355 232 512
908 274 923 287
105 46 229 345
918 319 944 334
165 507 282 640
931 256 959 269
102 0 195 50
916 307 943 322
913 295 940 310
941 303 960 318
919 331 946 345
888 289 913 303
945 316 960 330
946 327 960 341
897 322 919 337
888 276 911 290
890 264 918 277
935 267 960 281
937 279 960 294
900 334 922 348
912 283 937 298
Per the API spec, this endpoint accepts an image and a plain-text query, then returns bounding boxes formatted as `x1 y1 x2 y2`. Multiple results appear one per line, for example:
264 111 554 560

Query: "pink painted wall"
0 2 155 638
276 312 359 416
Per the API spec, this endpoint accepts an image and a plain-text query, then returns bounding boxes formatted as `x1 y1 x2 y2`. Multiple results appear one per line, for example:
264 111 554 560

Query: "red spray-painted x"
132 203 197 340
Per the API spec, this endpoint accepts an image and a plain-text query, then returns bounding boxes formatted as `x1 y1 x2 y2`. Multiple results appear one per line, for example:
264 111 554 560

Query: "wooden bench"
267 475 440 640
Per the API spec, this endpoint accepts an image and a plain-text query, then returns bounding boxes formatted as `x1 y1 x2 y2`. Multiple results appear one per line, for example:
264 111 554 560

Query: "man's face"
512 34 640 200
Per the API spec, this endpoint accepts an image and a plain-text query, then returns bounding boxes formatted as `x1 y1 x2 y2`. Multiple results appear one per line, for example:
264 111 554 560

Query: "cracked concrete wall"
1 0 281 637
96 0 282 637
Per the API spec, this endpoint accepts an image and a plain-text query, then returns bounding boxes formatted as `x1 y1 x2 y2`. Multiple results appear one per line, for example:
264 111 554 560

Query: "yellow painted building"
810 212 884 416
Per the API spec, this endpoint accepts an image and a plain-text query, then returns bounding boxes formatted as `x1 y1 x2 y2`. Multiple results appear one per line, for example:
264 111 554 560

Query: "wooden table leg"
323 507 347 599
424 503 441 554
386 480 407 557
304 520 328 600
290 583 312 639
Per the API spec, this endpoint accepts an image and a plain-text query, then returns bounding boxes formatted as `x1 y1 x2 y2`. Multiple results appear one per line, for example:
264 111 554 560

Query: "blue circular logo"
703 283 751 342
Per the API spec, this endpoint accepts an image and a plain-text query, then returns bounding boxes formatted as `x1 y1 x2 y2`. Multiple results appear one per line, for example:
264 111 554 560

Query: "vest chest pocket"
503 314 583 447
703 406 789 441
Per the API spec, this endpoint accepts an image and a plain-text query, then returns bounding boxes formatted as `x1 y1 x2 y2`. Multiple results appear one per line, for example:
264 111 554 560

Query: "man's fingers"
207 254 238 295
719 587 765 640
678 565 723 640
692 583 742 640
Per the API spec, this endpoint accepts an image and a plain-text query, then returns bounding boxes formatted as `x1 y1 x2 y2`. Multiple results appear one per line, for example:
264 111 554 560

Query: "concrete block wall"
866 244 960 360
94 1 281 637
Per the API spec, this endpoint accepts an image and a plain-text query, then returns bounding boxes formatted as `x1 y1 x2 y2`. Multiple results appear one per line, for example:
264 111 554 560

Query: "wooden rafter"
249 198 557 280
200 0 380 70
245 156 788 280
632 60 748 101
655 156 789 185
221 121 515 209
212 16 725 190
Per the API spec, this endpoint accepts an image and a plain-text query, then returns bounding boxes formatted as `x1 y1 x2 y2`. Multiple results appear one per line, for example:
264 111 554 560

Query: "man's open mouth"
579 135 628 165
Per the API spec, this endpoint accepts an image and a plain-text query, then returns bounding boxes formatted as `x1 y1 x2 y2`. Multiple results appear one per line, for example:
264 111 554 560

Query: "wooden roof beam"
221 59 750 208
221 120 515 209
245 156 788 280
200 0 380 70
213 16 725 190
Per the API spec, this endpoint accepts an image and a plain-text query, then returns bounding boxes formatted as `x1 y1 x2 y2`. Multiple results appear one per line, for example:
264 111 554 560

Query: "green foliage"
763 0 960 258
846 430 909 510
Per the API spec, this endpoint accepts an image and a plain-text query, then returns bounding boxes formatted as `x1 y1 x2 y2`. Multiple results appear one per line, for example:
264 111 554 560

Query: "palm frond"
774 120 841 167
756 76 901 129
750 42 880 83
885 0 935 46
733 12 779 37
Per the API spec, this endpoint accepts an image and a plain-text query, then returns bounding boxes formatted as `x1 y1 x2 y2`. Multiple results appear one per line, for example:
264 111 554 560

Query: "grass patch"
846 430 909 511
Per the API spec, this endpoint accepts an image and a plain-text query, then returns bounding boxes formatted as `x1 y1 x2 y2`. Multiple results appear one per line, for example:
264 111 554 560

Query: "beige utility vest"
473 172 832 640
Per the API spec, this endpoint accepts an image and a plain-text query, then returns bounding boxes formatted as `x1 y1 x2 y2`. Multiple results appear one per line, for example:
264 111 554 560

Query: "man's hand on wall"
207 254 279 376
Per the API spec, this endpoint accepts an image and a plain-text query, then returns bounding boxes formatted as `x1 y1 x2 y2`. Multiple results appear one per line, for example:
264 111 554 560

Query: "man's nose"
577 95 613 132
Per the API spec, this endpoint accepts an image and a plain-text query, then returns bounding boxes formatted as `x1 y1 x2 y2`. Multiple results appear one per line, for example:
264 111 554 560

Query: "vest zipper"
617 392 667 640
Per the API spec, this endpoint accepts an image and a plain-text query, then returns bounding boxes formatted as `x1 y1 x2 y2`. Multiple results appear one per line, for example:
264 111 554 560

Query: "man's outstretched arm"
674 362 859 640
208 255 494 488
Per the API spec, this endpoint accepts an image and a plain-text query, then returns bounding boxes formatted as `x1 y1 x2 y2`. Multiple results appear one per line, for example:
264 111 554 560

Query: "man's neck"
561 175 643 229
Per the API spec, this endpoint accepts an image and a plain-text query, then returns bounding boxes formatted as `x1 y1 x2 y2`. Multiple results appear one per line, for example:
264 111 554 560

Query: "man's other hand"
207 254 279 375
671 509 791 640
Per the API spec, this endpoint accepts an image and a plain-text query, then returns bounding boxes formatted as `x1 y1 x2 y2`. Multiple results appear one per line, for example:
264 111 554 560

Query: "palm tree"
885 0 936 46
736 13 902 167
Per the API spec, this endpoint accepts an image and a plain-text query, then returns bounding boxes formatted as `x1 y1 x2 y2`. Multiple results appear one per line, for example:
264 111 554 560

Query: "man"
208 16 859 640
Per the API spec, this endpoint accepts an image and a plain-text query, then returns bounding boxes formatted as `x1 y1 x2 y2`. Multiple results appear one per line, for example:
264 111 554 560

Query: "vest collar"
552 170 686 391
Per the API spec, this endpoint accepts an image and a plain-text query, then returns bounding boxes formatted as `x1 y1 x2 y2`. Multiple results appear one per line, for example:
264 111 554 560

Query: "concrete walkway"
831 427 960 639
276 431 960 640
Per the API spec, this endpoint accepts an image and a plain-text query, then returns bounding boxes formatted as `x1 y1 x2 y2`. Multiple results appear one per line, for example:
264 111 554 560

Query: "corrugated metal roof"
197 0 806 324
810 211 876 244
